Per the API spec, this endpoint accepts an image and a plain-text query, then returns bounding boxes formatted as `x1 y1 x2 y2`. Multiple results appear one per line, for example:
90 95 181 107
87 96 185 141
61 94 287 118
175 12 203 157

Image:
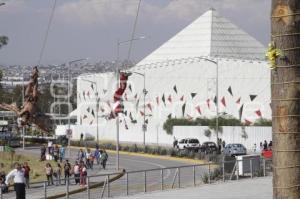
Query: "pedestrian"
101 150 108 169
45 163 54 186
263 140 268 150
85 148 92 169
253 143 257 153
53 163 61 186
40 145 46 161
80 133 84 145
0 176 8 193
79 161 87 186
222 140 226 149
53 145 59 162
48 140 53 157
63 160 71 184
5 162 26 199
73 161 80 185
23 162 30 188
268 141 273 150
77 148 85 162
59 145 65 163
94 147 100 165
260 142 263 151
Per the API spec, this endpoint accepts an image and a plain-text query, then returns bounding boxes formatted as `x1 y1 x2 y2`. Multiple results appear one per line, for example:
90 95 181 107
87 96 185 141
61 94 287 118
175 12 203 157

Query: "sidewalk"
116 177 272 199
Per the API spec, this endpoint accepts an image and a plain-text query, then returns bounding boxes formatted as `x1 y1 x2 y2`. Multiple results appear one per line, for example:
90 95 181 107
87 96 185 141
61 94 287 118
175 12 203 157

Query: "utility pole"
271 1 300 198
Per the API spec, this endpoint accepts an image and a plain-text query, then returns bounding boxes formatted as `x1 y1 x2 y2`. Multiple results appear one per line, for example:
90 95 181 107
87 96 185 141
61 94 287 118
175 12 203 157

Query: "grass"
0 151 57 183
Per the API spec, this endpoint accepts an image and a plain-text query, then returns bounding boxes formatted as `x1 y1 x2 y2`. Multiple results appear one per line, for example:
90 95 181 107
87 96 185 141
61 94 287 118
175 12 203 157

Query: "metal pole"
263 158 266 177
178 167 181 188
161 169 164 190
208 163 211 184
67 62 71 158
86 177 90 199
143 74 146 147
96 85 99 144
116 41 120 171
250 159 253 179
44 181 47 199
216 61 219 146
66 179 69 199
223 160 225 182
144 171 147 193
0 185 2 199
193 165 196 186
22 67 25 150
107 175 110 198
236 160 239 180
126 172 129 195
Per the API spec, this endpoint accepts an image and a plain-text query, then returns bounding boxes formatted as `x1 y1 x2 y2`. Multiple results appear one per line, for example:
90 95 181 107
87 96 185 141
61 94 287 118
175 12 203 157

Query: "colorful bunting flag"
191 93 197 99
91 84 94 90
103 89 107 94
236 97 241 104
168 95 172 103
128 84 132 92
83 115 87 119
187 114 193 121
89 120 93 125
124 93 128 101
207 99 210 109
156 96 159 106
173 85 177 94
250 95 257 101
87 107 90 113
239 104 244 120
145 119 149 124
180 95 184 101
213 96 217 104
87 91 90 98
255 110 262 117
91 110 95 118
162 94 166 106
167 113 172 119
195 106 201 115
134 93 138 99
140 111 145 116
182 103 186 117
147 103 152 112
227 86 233 96
244 119 252 126
221 97 226 107
136 99 140 112
100 107 105 112
83 91 86 100
80 116 82 124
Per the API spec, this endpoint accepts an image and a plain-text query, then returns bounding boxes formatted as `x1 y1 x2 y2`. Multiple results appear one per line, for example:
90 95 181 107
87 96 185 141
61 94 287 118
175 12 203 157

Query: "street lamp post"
67 58 87 158
115 36 147 170
132 72 147 147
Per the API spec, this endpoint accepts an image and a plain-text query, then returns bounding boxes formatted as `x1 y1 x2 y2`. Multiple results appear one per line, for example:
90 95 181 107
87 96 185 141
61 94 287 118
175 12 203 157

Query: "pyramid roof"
137 9 266 65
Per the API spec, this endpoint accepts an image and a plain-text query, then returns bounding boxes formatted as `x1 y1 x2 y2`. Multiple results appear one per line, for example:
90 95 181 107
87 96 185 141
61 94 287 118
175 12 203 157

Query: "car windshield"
189 139 199 143
179 139 185 143
207 143 215 146
231 144 243 148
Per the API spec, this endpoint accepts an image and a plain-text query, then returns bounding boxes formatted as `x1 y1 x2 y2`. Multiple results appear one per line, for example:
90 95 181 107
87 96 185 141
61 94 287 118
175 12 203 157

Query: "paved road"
3 147 208 199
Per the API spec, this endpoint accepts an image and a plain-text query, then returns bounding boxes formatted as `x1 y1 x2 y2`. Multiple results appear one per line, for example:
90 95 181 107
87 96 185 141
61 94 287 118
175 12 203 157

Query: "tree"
0 36 8 49
271 1 300 198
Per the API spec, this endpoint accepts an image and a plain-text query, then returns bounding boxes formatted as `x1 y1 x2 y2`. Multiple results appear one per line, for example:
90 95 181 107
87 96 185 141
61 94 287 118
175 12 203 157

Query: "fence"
0 158 272 199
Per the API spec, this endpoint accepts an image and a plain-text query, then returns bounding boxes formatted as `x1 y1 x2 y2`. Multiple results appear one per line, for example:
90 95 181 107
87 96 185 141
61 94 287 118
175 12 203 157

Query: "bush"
201 173 209 184
167 148 177 157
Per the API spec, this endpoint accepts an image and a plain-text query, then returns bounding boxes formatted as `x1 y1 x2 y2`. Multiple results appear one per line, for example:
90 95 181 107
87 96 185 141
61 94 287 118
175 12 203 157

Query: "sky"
0 0 271 66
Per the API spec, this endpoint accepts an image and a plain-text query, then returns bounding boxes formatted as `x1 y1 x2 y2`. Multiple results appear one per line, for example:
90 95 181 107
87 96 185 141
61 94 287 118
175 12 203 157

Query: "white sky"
0 0 270 66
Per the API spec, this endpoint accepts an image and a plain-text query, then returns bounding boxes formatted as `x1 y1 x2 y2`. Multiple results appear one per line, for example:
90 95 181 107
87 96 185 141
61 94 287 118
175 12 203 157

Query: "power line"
37 0 57 66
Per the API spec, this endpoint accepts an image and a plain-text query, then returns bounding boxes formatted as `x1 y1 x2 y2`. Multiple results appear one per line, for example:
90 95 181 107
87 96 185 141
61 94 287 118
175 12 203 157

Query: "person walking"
59 146 65 163
94 147 100 165
5 162 26 199
23 162 30 188
45 163 54 186
77 148 85 162
73 161 80 185
53 163 61 186
40 145 46 161
63 160 71 185
53 145 59 162
85 148 92 169
101 150 108 169
79 161 87 186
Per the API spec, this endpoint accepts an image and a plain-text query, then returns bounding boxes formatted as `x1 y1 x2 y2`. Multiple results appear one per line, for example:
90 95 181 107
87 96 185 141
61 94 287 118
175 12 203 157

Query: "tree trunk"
271 1 300 198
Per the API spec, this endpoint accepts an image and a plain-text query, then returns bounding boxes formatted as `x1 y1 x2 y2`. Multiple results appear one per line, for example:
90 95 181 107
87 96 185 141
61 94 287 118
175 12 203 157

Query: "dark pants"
64 172 70 184
74 173 80 184
14 183 25 199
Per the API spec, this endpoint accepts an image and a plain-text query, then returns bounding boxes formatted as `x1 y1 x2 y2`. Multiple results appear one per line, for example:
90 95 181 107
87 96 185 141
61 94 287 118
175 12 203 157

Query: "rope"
37 0 57 66
281 47 300 51
273 184 300 189
272 149 300 152
271 80 300 85
273 165 300 169
272 32 300 38
127 0 142 62
272 98 300 101
273 131 300 134
272 115 300 118
271 12 300 18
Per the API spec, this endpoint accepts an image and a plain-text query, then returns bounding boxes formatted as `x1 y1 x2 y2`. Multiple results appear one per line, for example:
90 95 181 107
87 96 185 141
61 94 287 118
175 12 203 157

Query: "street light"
115 36 147 170
80 78 99 144
67 58 88 158
196 57 219 145
131 72 147 147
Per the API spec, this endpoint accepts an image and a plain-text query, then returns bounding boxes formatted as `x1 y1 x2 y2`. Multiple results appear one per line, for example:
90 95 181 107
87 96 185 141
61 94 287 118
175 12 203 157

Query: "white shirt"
5 169 26 184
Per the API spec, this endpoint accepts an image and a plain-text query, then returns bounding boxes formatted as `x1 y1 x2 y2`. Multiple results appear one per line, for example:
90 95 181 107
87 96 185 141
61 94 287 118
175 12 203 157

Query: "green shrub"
201 173 209 184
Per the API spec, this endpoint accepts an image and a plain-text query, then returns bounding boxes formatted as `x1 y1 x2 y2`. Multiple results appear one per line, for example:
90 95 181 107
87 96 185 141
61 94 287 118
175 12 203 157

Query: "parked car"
177 138 200 150
200 141 218 154
223 143 247 157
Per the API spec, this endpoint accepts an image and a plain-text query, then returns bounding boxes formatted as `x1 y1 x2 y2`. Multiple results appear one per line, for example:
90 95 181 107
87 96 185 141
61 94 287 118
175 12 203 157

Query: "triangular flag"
145 119 149 124
87 107 90 113
162 94 166 106
128 84 132 92
100 107 105 112
195 106 201 115
227 86 233 96
83 91 86 100
87 91 90 98
239 104 244 120
207 99 210 109
182 103 186 117
167 113 172 119
156 96 159 106
89 120 93 125
134 93 138 99
124 93 128 101
107 101 111 108
136 99 140 112
140 111 145 116
244 119 252 126
191 93 197 99
213 96 217 104
221 97 226 107
103 89 107 94
91 83 94 90
255 110 262 117
250 95 257 101
173 85 177 94
83 115 87 119
124 118 129 130
168 95 172 103
91 109 95 118
187 114 193 121
147 103 152 112
236 97 241 104
180 95 184 101
80 116 82 124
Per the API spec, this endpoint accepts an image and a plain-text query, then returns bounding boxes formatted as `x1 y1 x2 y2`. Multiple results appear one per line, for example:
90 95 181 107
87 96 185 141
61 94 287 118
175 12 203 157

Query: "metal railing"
0 157 272 199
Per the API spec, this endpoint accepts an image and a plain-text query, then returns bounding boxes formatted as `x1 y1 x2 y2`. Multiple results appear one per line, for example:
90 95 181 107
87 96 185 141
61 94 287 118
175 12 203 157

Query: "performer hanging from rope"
0 66 52 132
105 71 132 120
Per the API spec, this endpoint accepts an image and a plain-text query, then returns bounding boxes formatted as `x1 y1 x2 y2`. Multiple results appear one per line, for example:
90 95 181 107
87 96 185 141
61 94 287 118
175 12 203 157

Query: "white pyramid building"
139 8 266 65
74 9 271 148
